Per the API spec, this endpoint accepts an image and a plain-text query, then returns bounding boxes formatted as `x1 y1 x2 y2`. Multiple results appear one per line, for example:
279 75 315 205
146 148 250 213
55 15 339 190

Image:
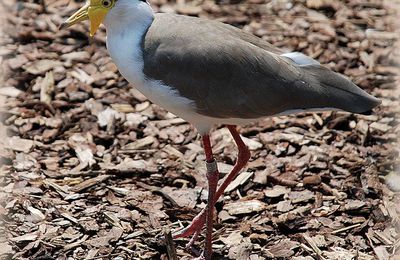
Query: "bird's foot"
173 203 216 259
173 208 206 255
185 229 200 251
173 208 206 239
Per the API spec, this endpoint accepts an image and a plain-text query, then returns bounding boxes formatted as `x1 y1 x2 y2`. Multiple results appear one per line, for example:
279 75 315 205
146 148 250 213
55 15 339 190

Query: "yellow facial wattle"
60 0 115 37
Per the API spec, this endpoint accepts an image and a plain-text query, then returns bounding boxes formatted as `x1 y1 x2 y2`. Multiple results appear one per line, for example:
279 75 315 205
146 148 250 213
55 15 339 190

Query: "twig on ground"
164 227 178 260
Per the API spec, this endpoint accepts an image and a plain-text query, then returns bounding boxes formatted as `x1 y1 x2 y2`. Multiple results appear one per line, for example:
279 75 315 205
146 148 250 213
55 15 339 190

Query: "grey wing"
142 14 380 119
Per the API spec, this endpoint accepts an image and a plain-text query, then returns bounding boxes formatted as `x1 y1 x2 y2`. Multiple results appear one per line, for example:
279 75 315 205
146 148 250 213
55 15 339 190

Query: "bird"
60 0 381 258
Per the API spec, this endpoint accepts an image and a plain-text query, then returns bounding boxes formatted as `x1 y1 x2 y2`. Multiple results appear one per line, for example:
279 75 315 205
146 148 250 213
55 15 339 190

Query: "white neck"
104 0 154 32
103 0 154 87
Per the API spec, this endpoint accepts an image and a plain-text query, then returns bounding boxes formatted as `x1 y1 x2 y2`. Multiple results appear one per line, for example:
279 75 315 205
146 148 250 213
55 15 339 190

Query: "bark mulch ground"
0 0 399 259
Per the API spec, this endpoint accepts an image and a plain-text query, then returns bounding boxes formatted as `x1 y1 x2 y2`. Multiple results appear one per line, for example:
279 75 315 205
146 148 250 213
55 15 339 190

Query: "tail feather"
302 65 381 114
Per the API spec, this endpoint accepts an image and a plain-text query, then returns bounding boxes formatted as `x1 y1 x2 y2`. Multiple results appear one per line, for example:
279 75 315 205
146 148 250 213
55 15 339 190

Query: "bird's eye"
102 0 112 8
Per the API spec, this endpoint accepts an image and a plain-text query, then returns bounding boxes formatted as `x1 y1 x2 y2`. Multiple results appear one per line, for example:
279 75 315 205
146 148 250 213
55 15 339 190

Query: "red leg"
173 135 219 258
202 135 219 260
173 126 250 255
214 125 250 200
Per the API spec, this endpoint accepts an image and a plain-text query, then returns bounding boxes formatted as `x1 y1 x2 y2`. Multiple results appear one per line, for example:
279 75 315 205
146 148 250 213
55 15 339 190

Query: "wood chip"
224 200 267 215
24 60 62 75
72 175 110 192
225 171 254 193
264 185 290 198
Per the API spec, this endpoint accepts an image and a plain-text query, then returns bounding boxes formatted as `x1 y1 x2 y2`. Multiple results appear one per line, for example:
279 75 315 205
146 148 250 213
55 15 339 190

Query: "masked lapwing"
61 0 381 258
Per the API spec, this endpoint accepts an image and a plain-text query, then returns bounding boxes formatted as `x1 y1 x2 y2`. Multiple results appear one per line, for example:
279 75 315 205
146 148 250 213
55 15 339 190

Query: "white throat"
103 0 154 87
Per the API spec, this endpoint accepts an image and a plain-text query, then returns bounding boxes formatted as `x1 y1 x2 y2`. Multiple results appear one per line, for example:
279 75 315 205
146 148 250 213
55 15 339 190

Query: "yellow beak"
60 1 109 37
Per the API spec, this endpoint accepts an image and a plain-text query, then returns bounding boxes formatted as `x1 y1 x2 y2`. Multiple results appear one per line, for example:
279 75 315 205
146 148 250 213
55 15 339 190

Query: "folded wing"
142 14 380 119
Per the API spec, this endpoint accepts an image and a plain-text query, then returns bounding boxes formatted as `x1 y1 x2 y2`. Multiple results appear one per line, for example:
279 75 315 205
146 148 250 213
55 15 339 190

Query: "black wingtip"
360 109 373 115
358 96 381 115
